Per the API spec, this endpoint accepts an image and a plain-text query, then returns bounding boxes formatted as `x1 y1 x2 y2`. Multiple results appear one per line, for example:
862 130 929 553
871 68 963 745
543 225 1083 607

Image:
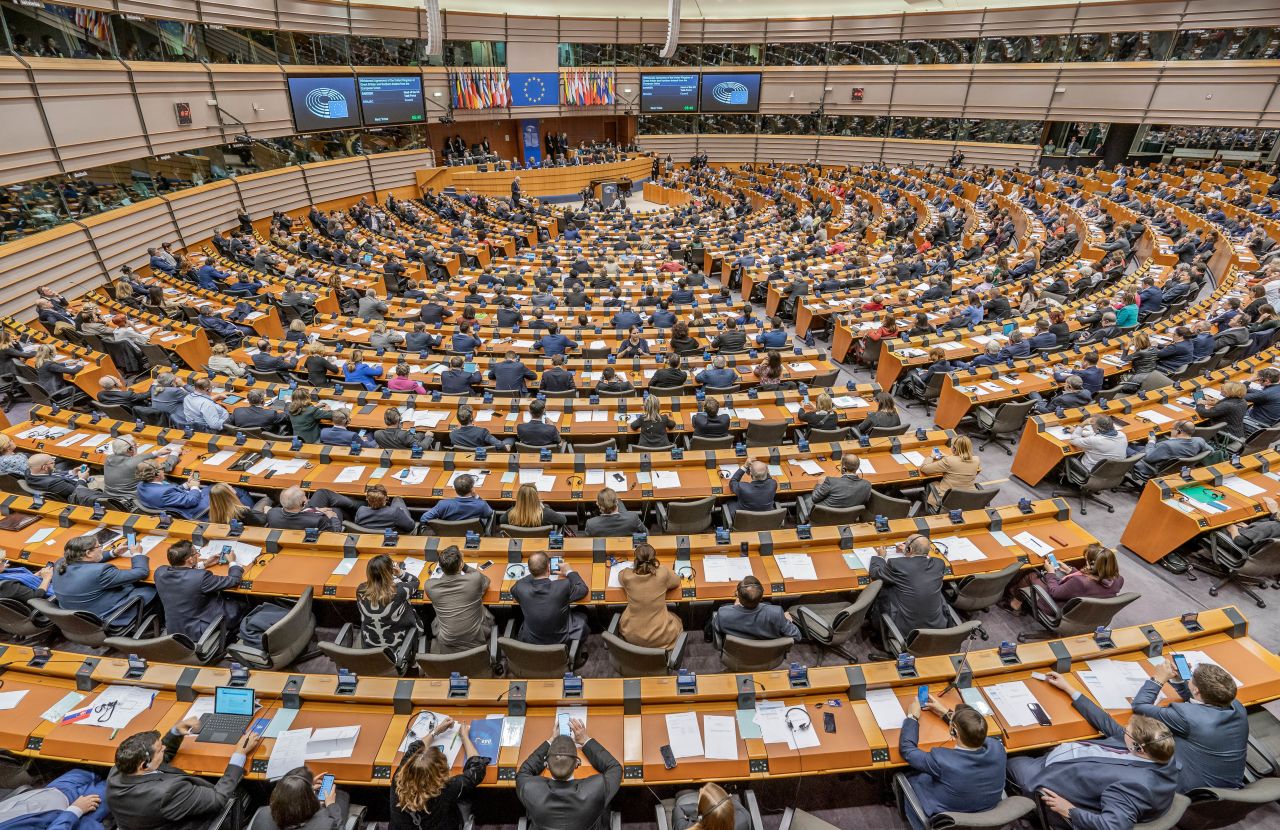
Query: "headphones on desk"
505 563 529 580
784 706 813 733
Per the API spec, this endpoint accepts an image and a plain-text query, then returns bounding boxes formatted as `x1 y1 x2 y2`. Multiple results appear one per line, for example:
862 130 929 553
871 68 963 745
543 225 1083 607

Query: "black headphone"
784 706 812 732
697 795 733 822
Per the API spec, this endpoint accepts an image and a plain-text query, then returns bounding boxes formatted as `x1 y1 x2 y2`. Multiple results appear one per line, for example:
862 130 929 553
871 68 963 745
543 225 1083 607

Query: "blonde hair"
508 483 545 528
0 434 15 455
951 435 974 461
643 395 662 421
209 482 249 524
815 392 833 412
1222 381 1247 399
212 342 229 356
393 743 449 813
33 344 56 369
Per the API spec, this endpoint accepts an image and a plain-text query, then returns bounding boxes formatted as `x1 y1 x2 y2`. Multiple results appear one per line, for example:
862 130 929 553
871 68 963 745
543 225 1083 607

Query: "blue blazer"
344 363 384 390
0 771 107 830
899 718 1006 830
50 555 151 619
137 481 210 520
1132 678 1247 791
154 564 245 641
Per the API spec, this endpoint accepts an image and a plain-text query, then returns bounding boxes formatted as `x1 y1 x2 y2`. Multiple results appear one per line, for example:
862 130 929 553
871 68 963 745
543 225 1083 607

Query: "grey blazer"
423 569 493 652
1132 677 1248 791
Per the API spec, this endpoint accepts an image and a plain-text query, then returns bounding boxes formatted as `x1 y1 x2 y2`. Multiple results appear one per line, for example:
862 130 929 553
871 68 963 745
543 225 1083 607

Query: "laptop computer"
196 686 257 744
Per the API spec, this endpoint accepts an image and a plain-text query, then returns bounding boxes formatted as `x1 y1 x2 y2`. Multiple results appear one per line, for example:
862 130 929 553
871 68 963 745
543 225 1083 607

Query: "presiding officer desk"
0 495 1096 605
0 608 1272 787
9 407 958 511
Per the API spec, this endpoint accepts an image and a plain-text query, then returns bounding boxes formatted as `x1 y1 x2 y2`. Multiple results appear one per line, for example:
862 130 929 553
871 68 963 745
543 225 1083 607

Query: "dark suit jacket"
1132 678 1247 791
106 729 245 830
154 564 244 640
516 739 622 830
729 468 777 512
584 509 644 537
228 406 286 430
511 572 588 644
899 718 1006 828
517 420 560 447
374 427 418 449
251 353 296 374
540 368 575 392
868 554 947 633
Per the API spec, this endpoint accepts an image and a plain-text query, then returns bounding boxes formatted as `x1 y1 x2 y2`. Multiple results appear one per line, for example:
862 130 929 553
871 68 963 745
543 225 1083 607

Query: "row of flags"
449 69 616 110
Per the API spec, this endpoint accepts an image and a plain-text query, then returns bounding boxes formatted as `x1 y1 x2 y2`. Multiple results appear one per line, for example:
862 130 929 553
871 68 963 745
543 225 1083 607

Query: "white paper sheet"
203 450 236 467
0 690 29 710
935 535 988 563
607 561 632 588
703 715 739 760
197 540 261 568
702 556 754 583
653 470 682 489
983 681 1040 727
792 459 825 475
394 467 429 486
990 531 1017 547
266 728 311 780
775 553 818 581
331 558 357 577
306 725 361 759
183 696 217 722
1222 476 1265 497
1179 650 1243 687
865 688 909 731
500 716 526 747
64 685 156 730
752 705 793 746
335 465 365 483
665 711 705 759
1012 532 1055 557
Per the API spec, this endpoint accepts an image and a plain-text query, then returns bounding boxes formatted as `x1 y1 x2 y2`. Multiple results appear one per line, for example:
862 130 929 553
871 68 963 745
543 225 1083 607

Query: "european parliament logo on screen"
710 79 749 106
509 72 561 107
698 73 761 113
286 76 361 132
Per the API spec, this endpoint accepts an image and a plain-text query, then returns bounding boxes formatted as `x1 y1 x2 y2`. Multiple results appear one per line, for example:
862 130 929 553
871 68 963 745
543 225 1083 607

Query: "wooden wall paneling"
304 156 375 205
440 10 510 42
1144 61 1280 127
0 58 62 184
1179 0 1280 31
199 0 282 30
1044 62 1160 123
963 65 1059 122
820 66 897 118
0 224 105 319
879 64 974 119
209 65 295 142
275 0 351 36
167 180 243 248
1071 0 1185 34
348 3 420 38
114 0 201 23
238 166 311 216
129 62 228 156
81 198 177 274
28 59 150 173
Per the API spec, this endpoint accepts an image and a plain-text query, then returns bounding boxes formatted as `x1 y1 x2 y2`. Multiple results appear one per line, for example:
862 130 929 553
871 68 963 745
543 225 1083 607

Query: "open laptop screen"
214 686 255 716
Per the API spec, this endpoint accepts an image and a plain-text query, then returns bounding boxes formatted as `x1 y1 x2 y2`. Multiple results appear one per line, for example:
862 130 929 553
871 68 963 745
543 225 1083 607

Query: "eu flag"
509 72 560 107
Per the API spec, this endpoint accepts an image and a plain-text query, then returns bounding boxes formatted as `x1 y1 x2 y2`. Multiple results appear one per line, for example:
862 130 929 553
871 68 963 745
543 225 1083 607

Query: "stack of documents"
935 535 988 562
983 681 1040 727
1078 659 1161 710
702 556 754 583
775 553 818 581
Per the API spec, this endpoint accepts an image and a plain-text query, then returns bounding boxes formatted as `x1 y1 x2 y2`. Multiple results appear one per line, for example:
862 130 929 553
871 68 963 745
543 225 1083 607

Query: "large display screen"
699 72 762 112
640 73 699 113
286 75 361 132
357 75 425 125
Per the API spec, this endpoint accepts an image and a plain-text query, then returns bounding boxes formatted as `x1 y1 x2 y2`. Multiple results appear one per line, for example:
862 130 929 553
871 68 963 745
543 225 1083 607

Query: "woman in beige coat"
920 435 982 510
617 544 682 649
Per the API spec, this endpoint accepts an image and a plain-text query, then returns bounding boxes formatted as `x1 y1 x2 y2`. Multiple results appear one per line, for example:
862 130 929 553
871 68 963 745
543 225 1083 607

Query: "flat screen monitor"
357 75 425 126
699 72 762 112
640 73 700 113
286 75 361 132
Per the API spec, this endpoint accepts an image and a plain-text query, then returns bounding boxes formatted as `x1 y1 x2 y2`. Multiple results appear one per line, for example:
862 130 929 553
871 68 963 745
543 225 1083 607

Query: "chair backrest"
1236 539 1280 581
1178 779 1280 830
904 620 982 657
731 507 788 532
513 441 553 453
539 388 577 398
1081 455 1147 492
597 387 634 398
720 634 792 672
867 488 913 519
949 563 1023 613
1130 793 1189 830
500 523 554 538
98 403 135 422
428 518 486 536
745 421 789 447
931 794 1037 830
318 640 401 676
500 637 571 678
809 503 866 526
0 598 51 640
922 371 948 400
827 581 882 641
688 435 734 450
248 368 288 383
103 633 199 664
28 598 111 647
1056 592 1140 636
703 384 740 395
1243 425 1280 454
808 427 850 443
991 399 1037 432
649 384 685 398
664 496 717 535
569 439 616 452
937 487 1000 512
416 643 495 678
261 587 316 667
602 631 669 677
809 369 840 388
867 422 910 438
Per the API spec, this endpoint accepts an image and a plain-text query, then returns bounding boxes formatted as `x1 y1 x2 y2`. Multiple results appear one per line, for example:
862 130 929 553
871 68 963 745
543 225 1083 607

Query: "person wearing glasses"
869 534 948 640
516 718 621 830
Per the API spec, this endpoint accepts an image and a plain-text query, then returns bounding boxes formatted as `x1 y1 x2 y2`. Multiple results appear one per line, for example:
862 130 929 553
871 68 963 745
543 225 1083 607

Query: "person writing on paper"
869 534 948 639
712 575 802 643
154 540 246 642
899 697 1006 830
1008 672 1177 828
1004 543 1124 615
616 543 681 649
248 766 348 830
516 718 621 830
670 782 748 830
511 551 589 648
0 769 107 830
106 718 262 830
392 717 487 830
1131 661 1247 791
423 545 493 653
357 554 423 652
52 534 156 620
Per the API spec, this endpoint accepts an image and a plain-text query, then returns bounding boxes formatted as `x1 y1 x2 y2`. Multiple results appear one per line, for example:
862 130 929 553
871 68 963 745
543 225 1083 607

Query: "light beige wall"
638 133 1042 169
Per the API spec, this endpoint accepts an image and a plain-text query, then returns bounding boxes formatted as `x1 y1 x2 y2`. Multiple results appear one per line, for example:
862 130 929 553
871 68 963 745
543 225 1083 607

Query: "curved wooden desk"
442 157 653 200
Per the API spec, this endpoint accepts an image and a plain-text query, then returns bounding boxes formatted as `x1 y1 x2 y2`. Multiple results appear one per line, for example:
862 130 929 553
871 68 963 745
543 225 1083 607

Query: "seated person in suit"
153 540 245 641
374 408 419 450
1222 495 1280 552
1030 374 1093 415
489 350 537 395
809 454 872 511
353 483 417 532
1011 673 1178 828
669 783 749 830
227 389 287 431
584 487 645 537
106 721 261 830
869 534 948 636
404 321 442 353
134 461 211 520
266 486 356 532
318 409 376 448
540 354 576 393
50 533 156 620
517 399 560 447
97 376 162 422
516 721 621 830
692 398 731 438
899 698 1007 830
440 356 483 395
727 459 777 519
712 575 801 642
423 474 493 524
510 551 588 645
696 356 738 389
594 367 633 395
650 353 688 389
1132 661 1247 791
250 339 298 375
1131 420 1210 482
711 319 747 353
25 453 103 506
450 405 510 451
0 769 106 830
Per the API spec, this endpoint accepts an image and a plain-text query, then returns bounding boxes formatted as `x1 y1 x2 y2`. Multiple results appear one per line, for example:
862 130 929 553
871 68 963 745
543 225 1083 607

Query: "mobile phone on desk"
660 744 677 769
555 712 572 737
1027 702 1052 726
1172 653 1192 682
316 774 335 801
250 717 271 736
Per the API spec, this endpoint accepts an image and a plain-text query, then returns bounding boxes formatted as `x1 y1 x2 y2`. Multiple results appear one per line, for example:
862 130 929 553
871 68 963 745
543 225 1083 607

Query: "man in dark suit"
584 488 644 537
106 719 260 830
25 453 102 506
1010 672 1178 827
539 355 575 392
266 486 355 532
517 720 621 830
419 295 452 325
440 356 483 395
728 460 777 519
511 551 588 645
250 339 298 375
374 408 419 450
489 351 537 395
869 534 948 635
98 376 163 422
898 698 1007 830
650 353 688 389
517 400 560 447
153 540 244 641
227 389 286 430
1131 660 1247 791
712 575 801 642
808 454 871 511
711 319 747 352
449 405 510 451
1245 367 1280 429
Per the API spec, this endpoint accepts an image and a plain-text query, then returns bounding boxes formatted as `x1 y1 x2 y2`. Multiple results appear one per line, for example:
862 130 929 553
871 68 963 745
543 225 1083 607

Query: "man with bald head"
517 718 621 830
870 533 949 638
510 551 588 646
727 458 777 520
